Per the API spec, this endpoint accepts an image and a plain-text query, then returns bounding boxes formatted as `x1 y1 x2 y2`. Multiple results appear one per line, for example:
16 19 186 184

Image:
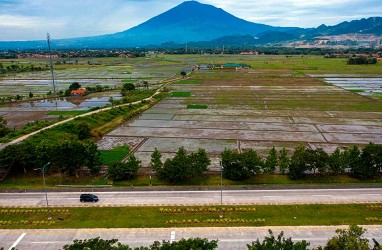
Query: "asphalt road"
1 226 382 250
0 188 381 207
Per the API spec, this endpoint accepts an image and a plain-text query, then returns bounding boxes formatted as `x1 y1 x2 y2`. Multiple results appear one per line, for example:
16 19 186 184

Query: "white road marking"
313 195 332 197
9 233 26 250
165 197 186 199
170 231 176 243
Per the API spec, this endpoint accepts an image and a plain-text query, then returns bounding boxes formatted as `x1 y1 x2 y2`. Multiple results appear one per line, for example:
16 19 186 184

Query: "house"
70 88 87 96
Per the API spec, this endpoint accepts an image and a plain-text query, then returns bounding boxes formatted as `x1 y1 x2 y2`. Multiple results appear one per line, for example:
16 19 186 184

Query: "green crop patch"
187 104 208 109
100 145 130 166
172 91 191 97
175 79 201 84
350 89 365 93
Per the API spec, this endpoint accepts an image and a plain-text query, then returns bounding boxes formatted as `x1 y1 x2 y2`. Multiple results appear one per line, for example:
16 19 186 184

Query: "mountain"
0 1 300 50
309 17 382 37
109 1 298 45
0 1 381 50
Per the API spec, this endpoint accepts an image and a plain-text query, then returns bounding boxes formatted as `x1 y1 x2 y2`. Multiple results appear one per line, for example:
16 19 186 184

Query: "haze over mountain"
0 1 381 50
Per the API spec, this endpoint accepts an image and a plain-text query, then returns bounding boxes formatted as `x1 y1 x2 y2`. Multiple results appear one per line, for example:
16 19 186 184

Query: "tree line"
222 144 382 180
56 225 381 250
0 63 47 75
148 143 382 184
1 140 380 182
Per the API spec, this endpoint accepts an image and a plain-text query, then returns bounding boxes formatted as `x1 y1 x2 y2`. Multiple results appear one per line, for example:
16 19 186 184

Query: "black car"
80 194 99 202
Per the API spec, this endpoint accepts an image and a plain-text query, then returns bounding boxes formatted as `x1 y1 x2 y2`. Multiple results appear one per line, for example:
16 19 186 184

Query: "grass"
0 203 380 229
1 174 381 190
47 110 89 116
172 91 191 97
349 89 366 93
187 104 208 109
100 145 130 166
175 79 202 84
0 173 108 189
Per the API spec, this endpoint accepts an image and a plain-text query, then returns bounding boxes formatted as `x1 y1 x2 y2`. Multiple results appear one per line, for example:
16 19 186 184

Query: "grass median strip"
0 204 380 229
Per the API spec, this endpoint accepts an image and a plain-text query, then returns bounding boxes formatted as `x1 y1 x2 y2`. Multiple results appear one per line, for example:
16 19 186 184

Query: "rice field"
99 61 382 169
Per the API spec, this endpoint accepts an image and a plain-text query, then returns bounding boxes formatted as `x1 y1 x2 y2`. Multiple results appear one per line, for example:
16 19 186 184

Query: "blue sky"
0 0 381 41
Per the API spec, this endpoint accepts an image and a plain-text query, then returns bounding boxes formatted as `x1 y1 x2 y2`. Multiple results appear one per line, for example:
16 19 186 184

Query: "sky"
0 0 381 41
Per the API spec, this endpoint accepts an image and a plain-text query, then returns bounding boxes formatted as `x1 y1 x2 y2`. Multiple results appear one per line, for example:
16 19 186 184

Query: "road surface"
0 188 381 207
1 226 381 250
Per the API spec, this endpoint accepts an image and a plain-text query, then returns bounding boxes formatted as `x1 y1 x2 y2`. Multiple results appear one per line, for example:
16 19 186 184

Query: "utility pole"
35 162 52 220
47 33 56 94
220 160 223 218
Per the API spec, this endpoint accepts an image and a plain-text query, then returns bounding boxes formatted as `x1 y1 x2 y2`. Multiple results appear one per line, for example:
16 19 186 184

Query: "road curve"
0 188 381 207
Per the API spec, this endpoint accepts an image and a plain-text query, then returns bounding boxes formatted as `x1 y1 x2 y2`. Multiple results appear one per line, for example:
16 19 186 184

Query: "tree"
63 237 218 250
154 147 210 183
221 149 261 181
263 146 278 174
150 148 163 172
288 145 307 180
69 82 81 91
180 71 187 78
247 230 309 250
307 148 329 174
0 116 10 137
28 91 33 98
143 80 149 89
63 237 130 250
322 225 373 250
328 148 346 174
346 146 364 179
189 148 211 175
83 140 102 175
150 238 218 250
358 143 382 179
278 148 290 174
75 120 92 140
107 155 141 181
159 147 190 183
122 83 135 91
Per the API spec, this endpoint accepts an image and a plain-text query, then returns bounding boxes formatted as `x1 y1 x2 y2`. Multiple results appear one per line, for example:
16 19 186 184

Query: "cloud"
0 0 380 40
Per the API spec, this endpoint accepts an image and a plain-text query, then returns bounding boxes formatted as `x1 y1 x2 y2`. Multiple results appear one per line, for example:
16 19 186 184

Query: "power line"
47 33 56 94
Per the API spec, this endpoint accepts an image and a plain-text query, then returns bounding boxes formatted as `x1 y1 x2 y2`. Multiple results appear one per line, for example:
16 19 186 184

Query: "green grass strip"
47 110 89 116
100 145 130 165
172 91 191 97
0 204 380 229
187 104 208 109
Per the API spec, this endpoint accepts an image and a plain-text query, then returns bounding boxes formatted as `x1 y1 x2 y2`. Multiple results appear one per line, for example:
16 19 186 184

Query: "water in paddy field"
17 95 122 110
323 78 382 96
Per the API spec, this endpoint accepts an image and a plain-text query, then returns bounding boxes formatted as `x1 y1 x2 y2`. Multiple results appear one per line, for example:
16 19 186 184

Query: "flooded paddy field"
322 78 382 100
99 69 382 169
0 57 188 128
0 92 122 128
